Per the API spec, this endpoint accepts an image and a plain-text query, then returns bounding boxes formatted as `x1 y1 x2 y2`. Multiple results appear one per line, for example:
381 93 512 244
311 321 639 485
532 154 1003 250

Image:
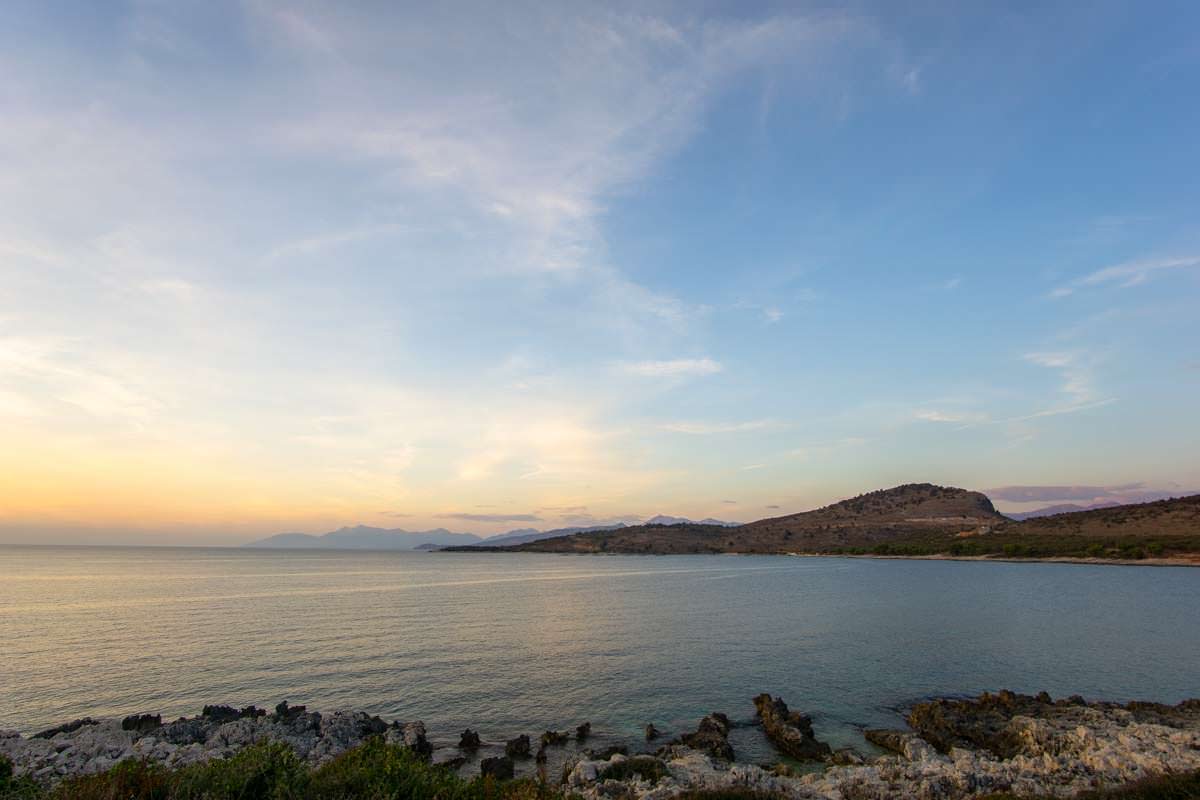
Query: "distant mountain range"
244 525 483 550
644 514 739 527
1004 501 1122 520
244 516 737 550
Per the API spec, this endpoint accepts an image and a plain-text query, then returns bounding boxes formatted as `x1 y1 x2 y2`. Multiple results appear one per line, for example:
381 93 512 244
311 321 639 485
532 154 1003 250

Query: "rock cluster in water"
753 694 832 762
2 691 1199 799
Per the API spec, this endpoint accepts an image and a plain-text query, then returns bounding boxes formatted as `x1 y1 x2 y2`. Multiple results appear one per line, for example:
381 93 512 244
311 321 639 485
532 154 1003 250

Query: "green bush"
307 738 471 800
0 755 42 800
171 741 308 799
11 740 565 800
596 756 668 783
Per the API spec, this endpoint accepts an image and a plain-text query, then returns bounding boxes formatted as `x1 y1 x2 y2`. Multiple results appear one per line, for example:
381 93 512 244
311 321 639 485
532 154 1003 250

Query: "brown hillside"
496 483 1002 555
444 486 1200 560
1003 493 1200 538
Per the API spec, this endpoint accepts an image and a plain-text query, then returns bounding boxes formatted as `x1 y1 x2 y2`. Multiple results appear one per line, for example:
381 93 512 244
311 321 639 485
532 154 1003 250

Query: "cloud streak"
660 419 778 434
437 512 542 523
1050 256 1200 297
987 483 1195 505
621 358 723 377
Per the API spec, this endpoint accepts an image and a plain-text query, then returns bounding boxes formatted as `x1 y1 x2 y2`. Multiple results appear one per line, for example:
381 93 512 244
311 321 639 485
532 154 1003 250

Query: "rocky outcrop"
4 691 1199 798
677 713 734 761
388 721 431 759
907 691 1200 759
753 694 831 761
863 728 939 761
458 729 481 749
576 722 591 741
505 734 531 758
30 719 96 740
561 692 1200 800
201 705 265 723
120 714 161 734
0 706 430 783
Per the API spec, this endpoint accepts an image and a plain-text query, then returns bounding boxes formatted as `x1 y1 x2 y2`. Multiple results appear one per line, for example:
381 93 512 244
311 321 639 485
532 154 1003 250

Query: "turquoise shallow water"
1 546 1198 763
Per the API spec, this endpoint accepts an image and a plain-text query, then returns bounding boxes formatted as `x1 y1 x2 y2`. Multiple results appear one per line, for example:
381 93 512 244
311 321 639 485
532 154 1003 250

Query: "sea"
2 546 1198 765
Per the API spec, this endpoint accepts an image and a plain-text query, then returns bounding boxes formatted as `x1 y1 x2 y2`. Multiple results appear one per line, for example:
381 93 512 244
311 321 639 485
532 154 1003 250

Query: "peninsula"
444 483 1200 563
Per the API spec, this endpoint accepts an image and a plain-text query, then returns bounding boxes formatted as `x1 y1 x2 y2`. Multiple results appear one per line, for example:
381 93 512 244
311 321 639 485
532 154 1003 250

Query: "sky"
1 1 1198 545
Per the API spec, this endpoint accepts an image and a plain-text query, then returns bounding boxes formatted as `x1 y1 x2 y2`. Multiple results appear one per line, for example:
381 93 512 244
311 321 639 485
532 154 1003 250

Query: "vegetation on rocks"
0 739 555 800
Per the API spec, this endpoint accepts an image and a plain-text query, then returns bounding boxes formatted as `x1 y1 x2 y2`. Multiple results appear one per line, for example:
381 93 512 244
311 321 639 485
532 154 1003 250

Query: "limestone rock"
753 694 832 761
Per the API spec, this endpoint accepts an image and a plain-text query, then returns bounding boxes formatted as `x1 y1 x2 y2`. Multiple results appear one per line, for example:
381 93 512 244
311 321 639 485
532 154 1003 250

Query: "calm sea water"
2 547 1198 764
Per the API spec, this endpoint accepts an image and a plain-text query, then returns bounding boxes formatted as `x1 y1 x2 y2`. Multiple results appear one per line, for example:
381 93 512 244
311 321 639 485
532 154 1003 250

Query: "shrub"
596 756 668 783
307 738 469 800
0 756 42 800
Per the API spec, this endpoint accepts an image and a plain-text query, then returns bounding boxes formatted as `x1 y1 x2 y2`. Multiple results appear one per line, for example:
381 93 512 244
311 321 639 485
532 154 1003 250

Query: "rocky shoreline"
784 552 1200 568
3 692 1198 798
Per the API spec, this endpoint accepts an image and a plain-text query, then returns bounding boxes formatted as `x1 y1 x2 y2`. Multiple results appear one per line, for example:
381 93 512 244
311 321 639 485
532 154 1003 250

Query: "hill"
446 485 1200 561
453 484 1001 555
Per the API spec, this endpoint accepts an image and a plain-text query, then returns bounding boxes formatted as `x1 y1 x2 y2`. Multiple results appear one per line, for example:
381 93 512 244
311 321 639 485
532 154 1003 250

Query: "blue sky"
1 1 1198 543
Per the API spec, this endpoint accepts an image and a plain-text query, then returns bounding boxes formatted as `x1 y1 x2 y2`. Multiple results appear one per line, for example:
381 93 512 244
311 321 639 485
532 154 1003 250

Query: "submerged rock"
753 694 832 761
540 729 570 747
576 721 591 740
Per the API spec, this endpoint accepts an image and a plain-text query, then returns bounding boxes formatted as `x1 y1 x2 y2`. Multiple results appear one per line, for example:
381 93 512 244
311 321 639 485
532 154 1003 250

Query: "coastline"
3 692 1198 799
782 552 1200 568
442 547 1200 567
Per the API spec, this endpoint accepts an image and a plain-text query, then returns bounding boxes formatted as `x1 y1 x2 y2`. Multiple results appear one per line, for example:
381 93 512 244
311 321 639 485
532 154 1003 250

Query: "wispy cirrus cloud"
437 512 542 523
1022 351 1100 406
620 358 723 377
946 351 1116 430
660 419 779 434
1050 256 1200 297
914 409 987 424
987 483 1195 505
